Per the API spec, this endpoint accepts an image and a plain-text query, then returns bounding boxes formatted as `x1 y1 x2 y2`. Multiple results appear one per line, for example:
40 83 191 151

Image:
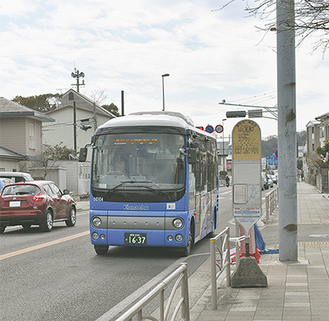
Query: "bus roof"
97 111 192 132
95 111 216 140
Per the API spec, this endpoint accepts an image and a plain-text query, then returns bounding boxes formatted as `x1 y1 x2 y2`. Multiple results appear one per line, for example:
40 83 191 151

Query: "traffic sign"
275 149 278 158
205 125 214 133
215 124 224 133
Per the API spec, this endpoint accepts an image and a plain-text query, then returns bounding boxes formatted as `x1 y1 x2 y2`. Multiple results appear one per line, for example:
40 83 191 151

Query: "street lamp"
222 118 226 171
162 74 170 111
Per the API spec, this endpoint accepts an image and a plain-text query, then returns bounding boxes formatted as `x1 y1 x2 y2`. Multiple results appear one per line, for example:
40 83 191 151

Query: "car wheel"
0 226 6 234
94 245 108 255
65 206 77 227
22 224 31 229
182 225 194 257
40 210 53 232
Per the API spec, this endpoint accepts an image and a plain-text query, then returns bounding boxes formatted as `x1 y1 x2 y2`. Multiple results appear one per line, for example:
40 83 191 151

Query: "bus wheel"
182 227 193 257
94 245 108 255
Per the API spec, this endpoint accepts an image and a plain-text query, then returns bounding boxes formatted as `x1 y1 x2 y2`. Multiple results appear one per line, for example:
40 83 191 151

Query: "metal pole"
73 101 77 152
162 76 165 111
277 0 297 261
222 132 225 171
161 74 169 111
76 70 80 92
226 228 231 287
121 90 124 116
210 239 217 310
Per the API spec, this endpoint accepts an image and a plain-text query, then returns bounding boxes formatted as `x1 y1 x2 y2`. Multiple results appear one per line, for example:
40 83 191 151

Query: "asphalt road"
0 184 285 321
0 186 236 321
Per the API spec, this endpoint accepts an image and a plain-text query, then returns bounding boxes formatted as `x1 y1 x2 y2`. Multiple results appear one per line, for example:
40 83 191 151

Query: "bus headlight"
92 216 102 227
172 218 184 229
175 234 183 242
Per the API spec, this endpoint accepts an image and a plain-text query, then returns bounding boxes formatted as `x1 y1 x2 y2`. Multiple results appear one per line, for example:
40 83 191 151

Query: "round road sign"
215 124 223 133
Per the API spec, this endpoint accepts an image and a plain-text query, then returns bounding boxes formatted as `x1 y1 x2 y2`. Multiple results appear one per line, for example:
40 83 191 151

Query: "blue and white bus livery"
79 111 219 256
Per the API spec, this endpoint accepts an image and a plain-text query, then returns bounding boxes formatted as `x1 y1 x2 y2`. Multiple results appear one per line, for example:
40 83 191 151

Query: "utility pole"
121 90 125 116
277 0 297 261
71 68 85 93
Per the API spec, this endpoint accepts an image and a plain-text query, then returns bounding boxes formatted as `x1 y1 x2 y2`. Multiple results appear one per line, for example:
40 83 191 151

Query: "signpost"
232 120 262 239
231 119 267 288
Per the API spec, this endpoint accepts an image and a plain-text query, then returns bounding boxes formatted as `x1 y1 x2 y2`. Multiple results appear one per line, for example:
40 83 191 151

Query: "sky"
0 0 328 141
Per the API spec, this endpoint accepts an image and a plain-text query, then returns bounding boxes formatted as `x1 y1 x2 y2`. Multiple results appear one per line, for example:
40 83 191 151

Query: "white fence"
210 227 231 310
116 263 190 321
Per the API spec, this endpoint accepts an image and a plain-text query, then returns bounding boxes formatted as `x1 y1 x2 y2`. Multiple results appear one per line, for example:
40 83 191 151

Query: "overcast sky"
1 0 327 141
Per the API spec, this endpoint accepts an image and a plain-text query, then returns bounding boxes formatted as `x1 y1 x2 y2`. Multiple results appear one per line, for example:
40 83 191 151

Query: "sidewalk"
191 182 329 321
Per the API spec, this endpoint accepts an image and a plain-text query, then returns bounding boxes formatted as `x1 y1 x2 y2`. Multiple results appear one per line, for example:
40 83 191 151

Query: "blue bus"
80 111 219 256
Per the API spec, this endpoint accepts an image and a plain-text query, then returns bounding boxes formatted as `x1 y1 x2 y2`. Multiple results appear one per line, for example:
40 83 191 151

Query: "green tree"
261 135 278 158
315 138 329 168
102 103 120 117
12 94 61 112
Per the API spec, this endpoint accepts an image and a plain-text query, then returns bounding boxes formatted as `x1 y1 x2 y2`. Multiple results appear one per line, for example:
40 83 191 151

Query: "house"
0 146 26 172
0 97 55 172
43 89 116 156
41 89 116 196
305 119 321 155
315 112 329 147
305 111 329 193
306 112 329 155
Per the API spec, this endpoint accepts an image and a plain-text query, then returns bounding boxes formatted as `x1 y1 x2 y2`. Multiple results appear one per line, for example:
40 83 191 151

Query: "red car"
0 181 76 233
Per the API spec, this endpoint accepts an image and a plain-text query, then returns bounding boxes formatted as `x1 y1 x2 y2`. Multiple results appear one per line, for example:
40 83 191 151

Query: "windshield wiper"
103 180 159 196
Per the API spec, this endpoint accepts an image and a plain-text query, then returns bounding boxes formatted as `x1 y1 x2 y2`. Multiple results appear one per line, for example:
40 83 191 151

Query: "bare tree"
214 0 329 54
32 144 78 179
90 89 108 105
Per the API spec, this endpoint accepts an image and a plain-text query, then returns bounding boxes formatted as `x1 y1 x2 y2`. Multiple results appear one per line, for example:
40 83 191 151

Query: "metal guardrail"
265 186 278 223
116 263 190 321
210 227 231 310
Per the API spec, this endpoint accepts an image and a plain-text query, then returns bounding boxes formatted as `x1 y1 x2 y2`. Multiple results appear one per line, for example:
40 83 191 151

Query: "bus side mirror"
188 149 197 164
79 147 87 162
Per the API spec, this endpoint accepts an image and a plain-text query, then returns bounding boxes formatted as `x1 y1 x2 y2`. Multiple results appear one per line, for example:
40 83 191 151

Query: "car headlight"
92 216 102 227
172 218 184 229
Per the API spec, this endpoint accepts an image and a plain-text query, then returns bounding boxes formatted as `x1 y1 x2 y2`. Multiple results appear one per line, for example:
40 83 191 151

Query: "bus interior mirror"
79 147 87 162
188 149 197 164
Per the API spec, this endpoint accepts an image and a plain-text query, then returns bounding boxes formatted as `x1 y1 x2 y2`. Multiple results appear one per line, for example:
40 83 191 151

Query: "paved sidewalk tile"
191 182 329 321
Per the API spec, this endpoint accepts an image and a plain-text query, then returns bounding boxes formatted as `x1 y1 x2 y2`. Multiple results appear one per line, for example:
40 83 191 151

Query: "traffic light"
248 109 263 118
226 111 247 118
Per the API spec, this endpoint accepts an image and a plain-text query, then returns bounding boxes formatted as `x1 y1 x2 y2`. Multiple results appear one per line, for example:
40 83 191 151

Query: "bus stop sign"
232 120 262 236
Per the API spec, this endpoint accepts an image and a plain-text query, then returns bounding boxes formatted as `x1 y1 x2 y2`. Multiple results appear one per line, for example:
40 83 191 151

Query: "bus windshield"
91 132 186 202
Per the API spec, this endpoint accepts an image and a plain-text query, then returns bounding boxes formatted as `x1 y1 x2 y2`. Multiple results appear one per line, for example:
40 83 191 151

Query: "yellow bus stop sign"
233 120 261 161
232 119 262 236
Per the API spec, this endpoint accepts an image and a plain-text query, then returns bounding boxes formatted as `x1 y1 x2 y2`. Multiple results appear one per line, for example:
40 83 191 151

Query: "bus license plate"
124 233 147 245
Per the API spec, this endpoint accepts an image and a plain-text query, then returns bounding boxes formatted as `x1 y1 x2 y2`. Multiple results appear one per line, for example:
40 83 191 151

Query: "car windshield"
2 184 40 196
91 132 186 202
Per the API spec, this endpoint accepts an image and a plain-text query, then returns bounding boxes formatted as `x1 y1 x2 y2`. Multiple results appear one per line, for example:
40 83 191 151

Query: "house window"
29 123 36 149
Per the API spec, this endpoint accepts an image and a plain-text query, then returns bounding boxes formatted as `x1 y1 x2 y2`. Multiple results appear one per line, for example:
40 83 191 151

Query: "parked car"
261 172 268 190
0 171 34 183
0 178 14 191
0 181 76 234
267 174 274 188
268 170 278 184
